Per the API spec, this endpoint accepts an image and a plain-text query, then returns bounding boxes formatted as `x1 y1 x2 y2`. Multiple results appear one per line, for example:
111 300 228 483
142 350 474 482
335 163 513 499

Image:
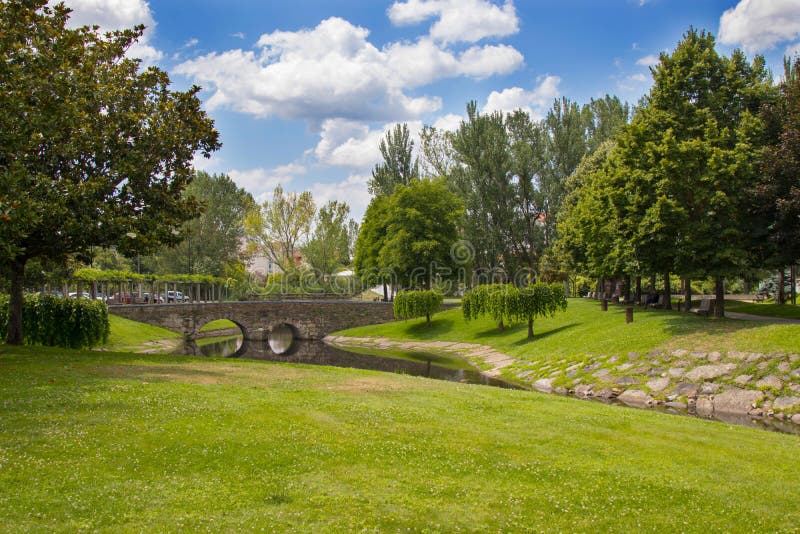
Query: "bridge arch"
195 317 249 358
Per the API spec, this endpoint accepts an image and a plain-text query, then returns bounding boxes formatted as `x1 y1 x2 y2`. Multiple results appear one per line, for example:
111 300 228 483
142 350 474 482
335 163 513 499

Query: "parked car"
68 292 92 299
142 292 164 304
166 290 190 303
110 292 135 304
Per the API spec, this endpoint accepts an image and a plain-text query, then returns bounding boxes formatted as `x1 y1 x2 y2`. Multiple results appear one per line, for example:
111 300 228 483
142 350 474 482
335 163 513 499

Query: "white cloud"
231 32 245 40
313 119 424 168
628 73 648 82
175 16 523 123
719 0 800 52
182 38 199 49
309 174 372 223
636 54 659 66
432 113 463 132
482 75 561 119
63 0 163 64
388 0 519 44
228 164 305 199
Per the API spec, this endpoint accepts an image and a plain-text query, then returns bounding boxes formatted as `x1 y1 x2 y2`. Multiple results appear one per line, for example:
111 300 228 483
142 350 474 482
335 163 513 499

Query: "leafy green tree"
449 102 514 274
152 172 254 276
419 125 455 179
0 1 220 344
752 57 800 303
517 282 568 339
354 195 393 300
380 179 464 289
584 95 631 152
244 185 315 275
303 200 357 279
369 123 420 196
607 29 775 316
393 289 443 327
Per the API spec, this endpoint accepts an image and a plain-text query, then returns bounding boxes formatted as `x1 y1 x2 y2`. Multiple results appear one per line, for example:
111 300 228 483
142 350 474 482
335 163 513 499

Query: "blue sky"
63 0 800 220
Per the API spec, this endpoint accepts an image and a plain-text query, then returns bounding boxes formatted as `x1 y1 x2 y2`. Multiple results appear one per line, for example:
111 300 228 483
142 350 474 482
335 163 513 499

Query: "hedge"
0 294 109 348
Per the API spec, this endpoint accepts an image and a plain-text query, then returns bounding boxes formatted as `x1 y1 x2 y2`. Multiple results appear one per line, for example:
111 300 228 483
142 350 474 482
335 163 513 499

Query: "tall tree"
752 57 800 302
243 185 315 275
449 101 514 275
303 200 357 279
607 29 775 316
0 1 220 344
369 123 420 196
541 97 589 246
419 125 455 179
584 95 631 152
152 172 254 276
354 195 392 300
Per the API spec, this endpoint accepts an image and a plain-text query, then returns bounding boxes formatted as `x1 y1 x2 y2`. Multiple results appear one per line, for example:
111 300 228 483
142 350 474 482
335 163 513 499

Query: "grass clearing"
0 344 798 530
199 318 238 332
339 298 800 361
103 314 181 353
725 299 800 319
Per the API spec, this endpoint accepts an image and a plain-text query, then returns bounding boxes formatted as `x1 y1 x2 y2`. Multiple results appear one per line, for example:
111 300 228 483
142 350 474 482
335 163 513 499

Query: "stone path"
325 334 800 426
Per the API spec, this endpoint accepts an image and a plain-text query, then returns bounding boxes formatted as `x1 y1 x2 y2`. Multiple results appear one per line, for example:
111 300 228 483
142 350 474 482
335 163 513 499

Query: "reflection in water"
268 324 294 355
198 335 243 358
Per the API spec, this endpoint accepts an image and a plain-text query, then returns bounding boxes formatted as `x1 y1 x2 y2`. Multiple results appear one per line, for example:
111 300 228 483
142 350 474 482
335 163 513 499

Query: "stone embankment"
325 335 800 426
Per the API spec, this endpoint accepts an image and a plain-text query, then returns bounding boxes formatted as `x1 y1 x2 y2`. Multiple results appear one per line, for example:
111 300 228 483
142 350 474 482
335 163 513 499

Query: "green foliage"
243 185 315 275
369 123 420 197
303 200 358 279
393 289 443 325
462 283 568 336
0 294 108 348
71 268 225 284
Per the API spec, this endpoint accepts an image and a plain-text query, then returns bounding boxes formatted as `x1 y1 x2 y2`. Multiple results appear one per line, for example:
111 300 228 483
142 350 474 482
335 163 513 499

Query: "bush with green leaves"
0 294 109 348
393 289 443 327
462 283 567 338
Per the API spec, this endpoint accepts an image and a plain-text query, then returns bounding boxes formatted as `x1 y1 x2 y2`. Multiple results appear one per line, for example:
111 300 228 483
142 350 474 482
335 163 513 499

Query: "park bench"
690 298 713 316
649 294 665 309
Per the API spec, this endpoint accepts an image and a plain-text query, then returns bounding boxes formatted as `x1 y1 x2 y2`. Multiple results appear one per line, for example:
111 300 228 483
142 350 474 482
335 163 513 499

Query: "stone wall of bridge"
108 300 397 346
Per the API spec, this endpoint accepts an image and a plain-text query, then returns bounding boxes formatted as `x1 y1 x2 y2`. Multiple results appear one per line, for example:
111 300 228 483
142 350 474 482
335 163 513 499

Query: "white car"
166 290 190 303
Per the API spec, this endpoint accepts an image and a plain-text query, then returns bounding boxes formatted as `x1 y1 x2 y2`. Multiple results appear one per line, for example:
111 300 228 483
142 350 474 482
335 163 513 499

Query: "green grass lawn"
103 314 182 353
725 299 800 319
339 298 800 362
1 344 798 531
199 318 238 332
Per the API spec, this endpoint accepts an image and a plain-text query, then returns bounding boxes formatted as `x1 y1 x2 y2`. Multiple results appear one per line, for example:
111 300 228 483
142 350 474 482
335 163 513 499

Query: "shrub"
393 289 443 327
462 282 567 338
0 294 109 348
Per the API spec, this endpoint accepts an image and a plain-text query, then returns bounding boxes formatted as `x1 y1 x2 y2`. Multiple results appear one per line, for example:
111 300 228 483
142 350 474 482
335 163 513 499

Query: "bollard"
601 299 608 311
626 306 633 323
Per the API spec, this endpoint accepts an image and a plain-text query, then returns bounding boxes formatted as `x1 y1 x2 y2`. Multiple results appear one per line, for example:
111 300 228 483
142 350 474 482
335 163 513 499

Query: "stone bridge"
109 300 396 356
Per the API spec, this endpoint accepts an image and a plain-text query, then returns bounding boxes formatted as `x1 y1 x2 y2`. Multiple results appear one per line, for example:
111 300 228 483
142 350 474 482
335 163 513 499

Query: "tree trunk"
714 276 725 318
650 274 656 293
663 272 672 310
635 276 642 305
778 269 785 305
623 275 631 303
6 259 27 345
792 264 797 306
426 313 431 327
743 277 751 295
684 278 692 313
498 319 504 332
528 319 534 339
383 282 388 302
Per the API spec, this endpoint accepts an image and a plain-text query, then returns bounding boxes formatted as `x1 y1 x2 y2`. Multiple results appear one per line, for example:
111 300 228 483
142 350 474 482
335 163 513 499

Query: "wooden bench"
753 294 766 303
649 294 665 309
690 299 713 316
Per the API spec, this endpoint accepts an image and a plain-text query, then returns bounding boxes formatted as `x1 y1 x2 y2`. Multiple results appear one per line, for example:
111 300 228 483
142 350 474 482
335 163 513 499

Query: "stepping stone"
616 363 634 371
593 368 611 378
699 382 720 395
713 388 764 415
618 389 655 407
671 349 689 358
696 397 714 417
628 352 640 360
778 361 791 373
673 382 699 397
707 351 721 362
575 384 594 398
684 364 736 381
733 374 753 385
615 376 639 386
746 353 763 363
792 414 800 425
727 351 748 360
646 377 670 392
773 396 800 410
665 400 687 410
533 378 554 393
756 375 783 390
668 367 686 378
689 351 707 359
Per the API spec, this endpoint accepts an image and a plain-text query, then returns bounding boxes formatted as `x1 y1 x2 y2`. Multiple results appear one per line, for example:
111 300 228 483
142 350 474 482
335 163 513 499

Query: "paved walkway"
726 312 800 325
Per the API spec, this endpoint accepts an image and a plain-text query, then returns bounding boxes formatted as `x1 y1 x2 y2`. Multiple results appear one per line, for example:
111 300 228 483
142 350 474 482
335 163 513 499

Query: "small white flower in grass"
125 232 136 239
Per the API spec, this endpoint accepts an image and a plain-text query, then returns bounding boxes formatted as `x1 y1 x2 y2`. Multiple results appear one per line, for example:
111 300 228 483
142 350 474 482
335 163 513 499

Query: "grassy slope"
103 314 181 353
0 345 798 531
339 299 800 361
